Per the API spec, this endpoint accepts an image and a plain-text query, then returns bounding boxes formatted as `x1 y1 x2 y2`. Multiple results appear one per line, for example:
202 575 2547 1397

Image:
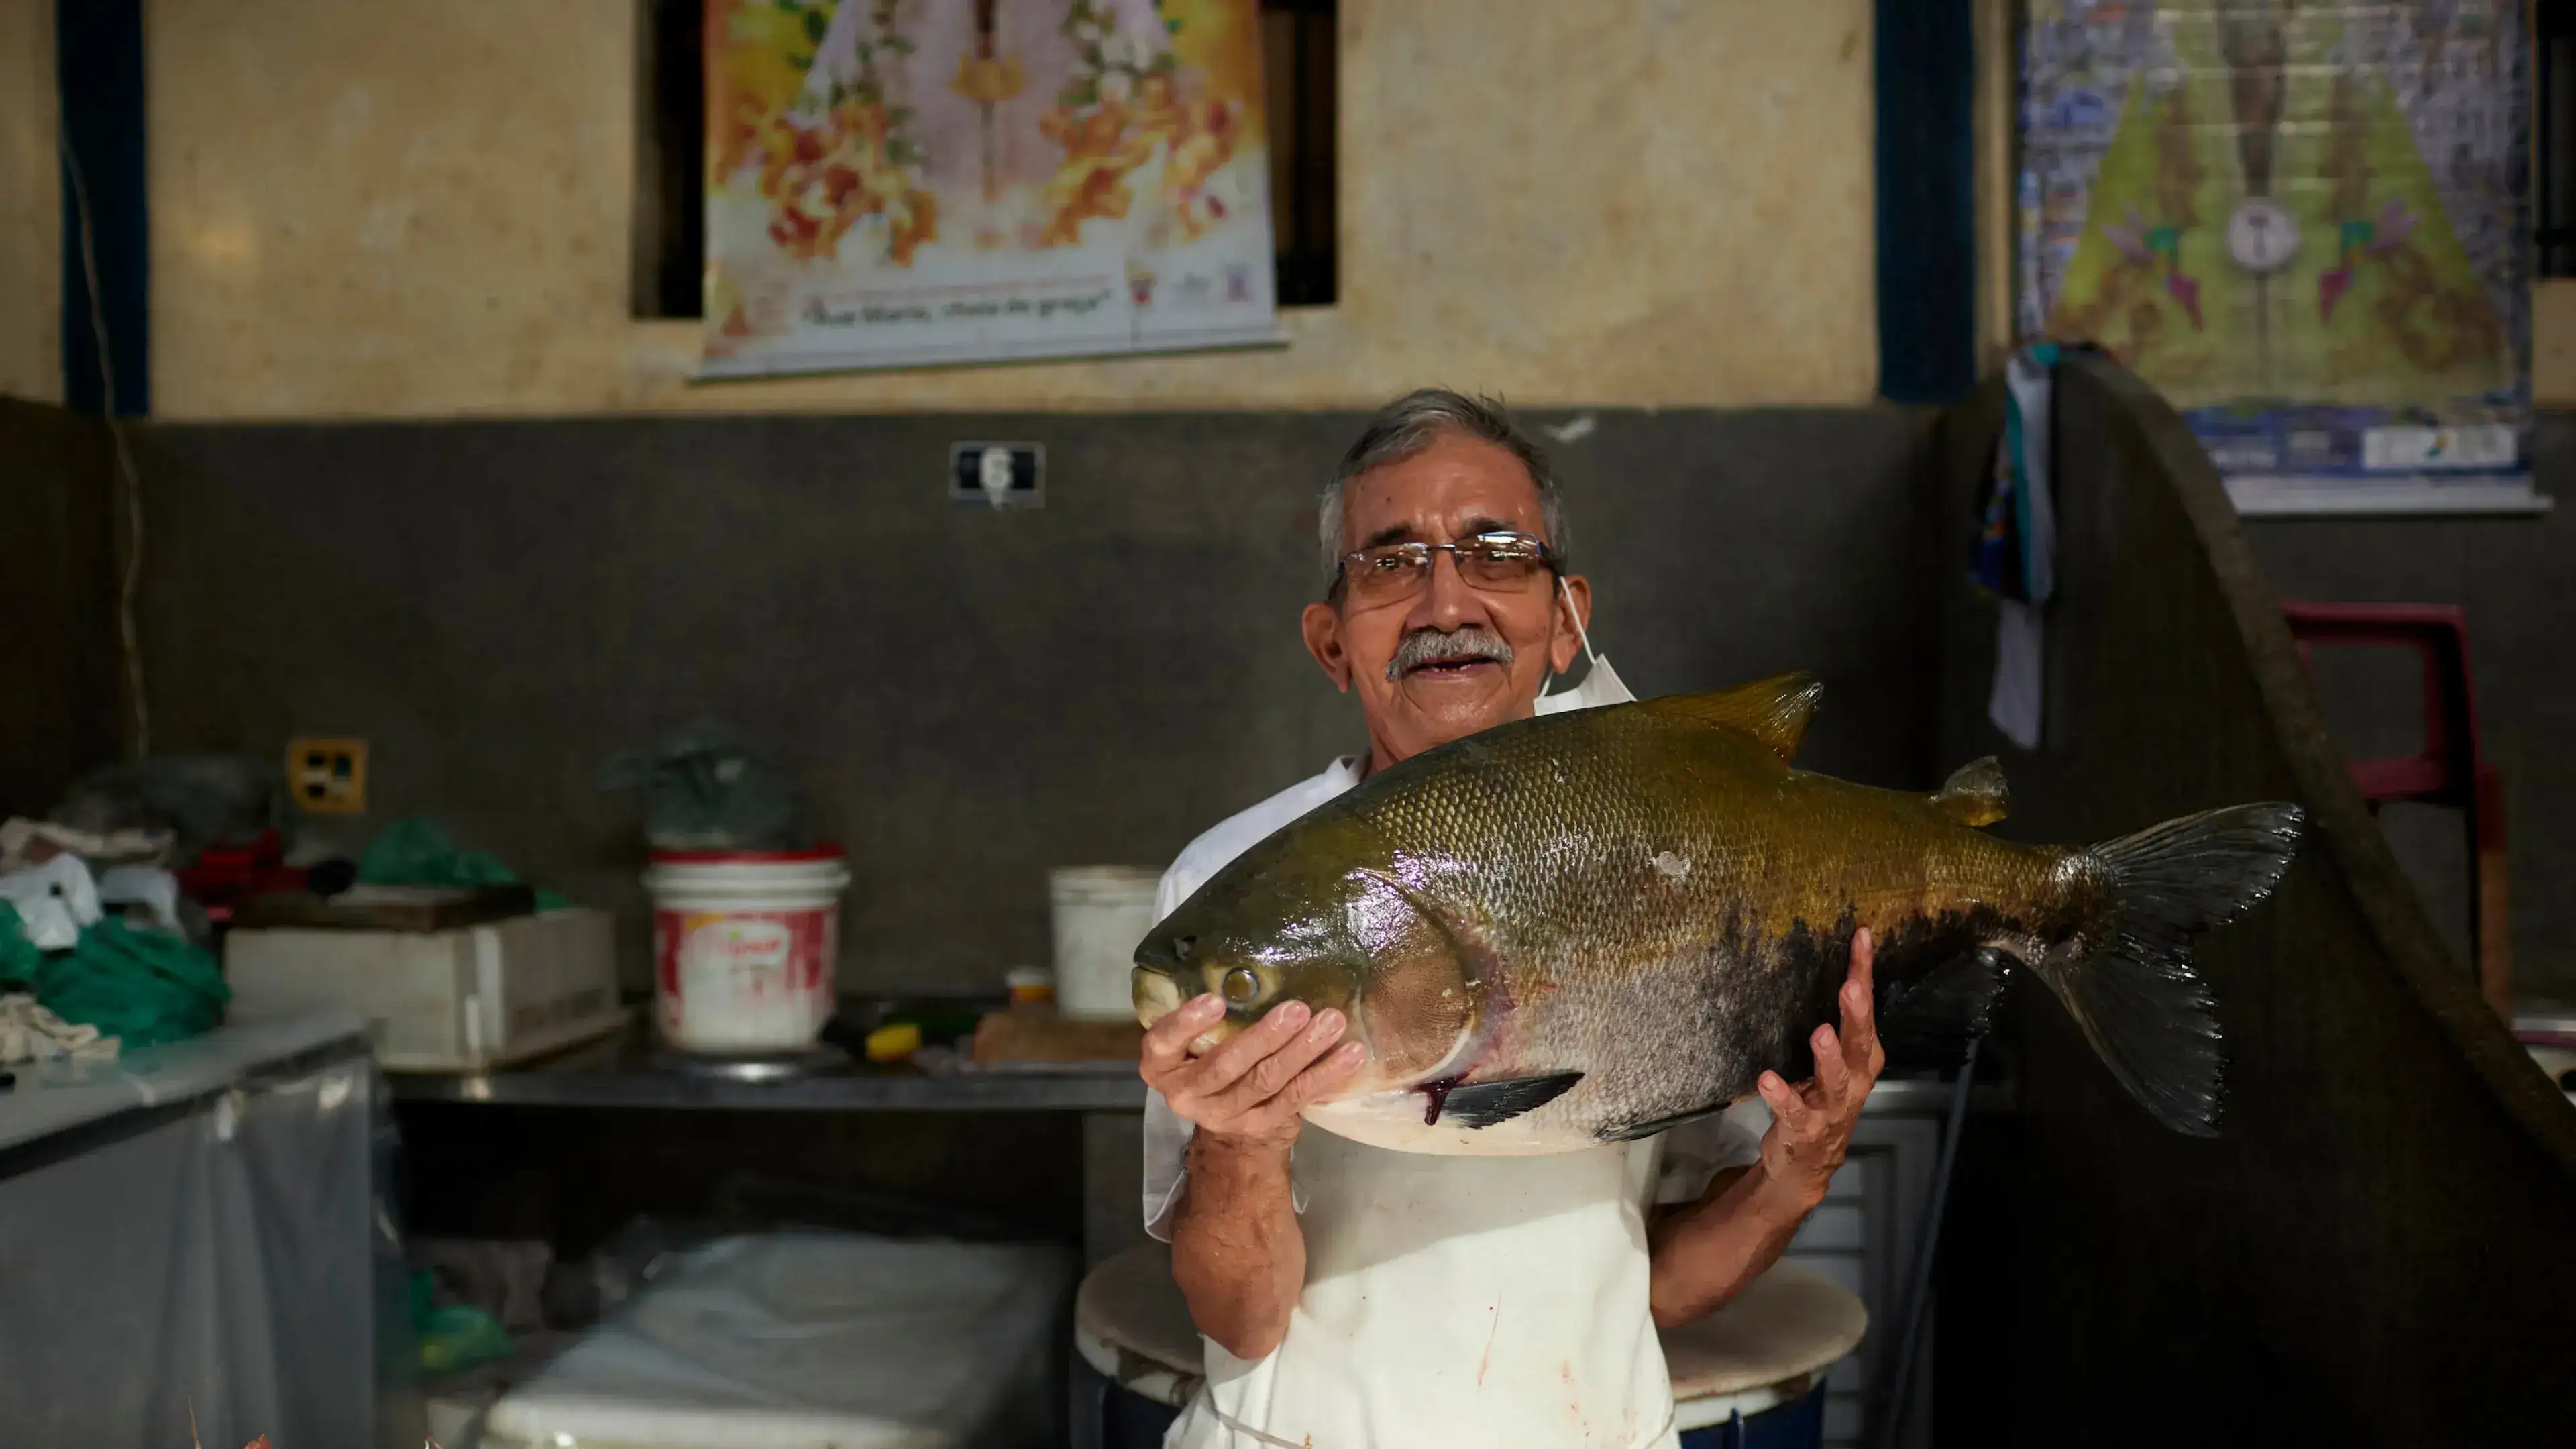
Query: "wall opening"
633 0 706 320
1263 0 1338 307
2542 0 2575 278
631 0 1336 320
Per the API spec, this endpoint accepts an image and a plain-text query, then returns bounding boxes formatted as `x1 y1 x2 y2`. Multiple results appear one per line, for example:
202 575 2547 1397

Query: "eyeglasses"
1336 531 1557 604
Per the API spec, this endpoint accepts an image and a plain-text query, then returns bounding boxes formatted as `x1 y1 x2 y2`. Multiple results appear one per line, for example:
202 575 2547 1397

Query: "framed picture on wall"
700 0 1283 378
2018 0 2543 516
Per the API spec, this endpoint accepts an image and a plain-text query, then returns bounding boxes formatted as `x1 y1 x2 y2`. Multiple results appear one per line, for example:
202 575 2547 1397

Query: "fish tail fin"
2033 802 2306 1136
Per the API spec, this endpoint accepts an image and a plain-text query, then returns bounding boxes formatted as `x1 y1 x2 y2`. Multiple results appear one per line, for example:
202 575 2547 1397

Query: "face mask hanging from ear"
1534 575 1635 714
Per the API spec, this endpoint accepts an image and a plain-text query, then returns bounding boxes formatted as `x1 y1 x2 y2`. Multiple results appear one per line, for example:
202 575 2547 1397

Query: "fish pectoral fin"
1640 672 1822 762
1432 1072 1583 1128
1929 756 2012 826
1878 947 2012 1067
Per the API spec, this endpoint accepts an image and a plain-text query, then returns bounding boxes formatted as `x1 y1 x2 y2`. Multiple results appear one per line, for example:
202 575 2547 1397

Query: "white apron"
1164 1126 1683 1449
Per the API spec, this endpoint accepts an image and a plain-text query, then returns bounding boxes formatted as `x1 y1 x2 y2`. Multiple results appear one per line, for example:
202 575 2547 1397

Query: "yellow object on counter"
864 1022 923 1063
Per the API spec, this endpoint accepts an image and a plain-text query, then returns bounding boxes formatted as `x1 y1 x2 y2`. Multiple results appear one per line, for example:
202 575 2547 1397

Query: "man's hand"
1752 927 1887 1207
1144 995 1364 1361
1142 993 1367 1146
1650 928 1885 1327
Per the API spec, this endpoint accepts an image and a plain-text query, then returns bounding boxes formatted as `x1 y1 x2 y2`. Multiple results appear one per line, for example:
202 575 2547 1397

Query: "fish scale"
1133 675 2305 1150
1344 707 2055 1146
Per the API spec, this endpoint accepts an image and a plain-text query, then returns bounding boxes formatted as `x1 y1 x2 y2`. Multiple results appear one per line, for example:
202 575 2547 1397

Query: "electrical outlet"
950 441 1044 508
288 737 368 814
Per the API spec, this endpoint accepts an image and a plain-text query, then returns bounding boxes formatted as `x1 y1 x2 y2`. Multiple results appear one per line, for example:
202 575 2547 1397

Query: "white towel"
0 992 119 1066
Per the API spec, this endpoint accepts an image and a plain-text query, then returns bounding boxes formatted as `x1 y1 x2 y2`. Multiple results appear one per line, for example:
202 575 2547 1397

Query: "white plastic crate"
225 907 624 1071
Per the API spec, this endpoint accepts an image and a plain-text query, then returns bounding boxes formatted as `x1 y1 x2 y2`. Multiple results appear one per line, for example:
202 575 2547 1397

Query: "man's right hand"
1140 994 1367 1147
1148 995 1360 1360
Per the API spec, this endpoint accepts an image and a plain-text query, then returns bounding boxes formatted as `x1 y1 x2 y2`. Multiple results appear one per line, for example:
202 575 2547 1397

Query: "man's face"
1301 434 1590 769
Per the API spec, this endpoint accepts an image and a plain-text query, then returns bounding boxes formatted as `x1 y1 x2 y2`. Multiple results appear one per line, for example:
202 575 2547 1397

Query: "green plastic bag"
0 901 229 1048
359 818 571 911
409 1269 515 1375
0 902 40 986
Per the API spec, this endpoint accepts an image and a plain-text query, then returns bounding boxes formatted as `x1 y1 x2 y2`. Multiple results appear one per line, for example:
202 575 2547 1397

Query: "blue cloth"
1970 342 2060 606
1676 1380 1829 1449
1973 343 2072 751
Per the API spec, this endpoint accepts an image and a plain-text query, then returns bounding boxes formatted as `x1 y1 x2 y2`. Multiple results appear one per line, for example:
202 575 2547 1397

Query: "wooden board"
970 1006 1143 1065
233 883 537 932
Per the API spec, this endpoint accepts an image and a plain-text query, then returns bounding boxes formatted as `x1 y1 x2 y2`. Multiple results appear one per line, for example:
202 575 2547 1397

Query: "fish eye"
1173 936 1195 960
1221 967 1263 1006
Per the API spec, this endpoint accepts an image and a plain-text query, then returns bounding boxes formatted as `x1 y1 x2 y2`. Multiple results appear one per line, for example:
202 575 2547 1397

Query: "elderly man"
1135 390 1884 1448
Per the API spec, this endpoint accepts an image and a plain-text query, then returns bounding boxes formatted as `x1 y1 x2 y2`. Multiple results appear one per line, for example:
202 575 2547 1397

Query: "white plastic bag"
0 854 103 950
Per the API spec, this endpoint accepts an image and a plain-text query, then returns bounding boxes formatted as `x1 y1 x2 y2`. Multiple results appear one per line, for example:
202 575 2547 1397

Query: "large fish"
1132 674 2304 1152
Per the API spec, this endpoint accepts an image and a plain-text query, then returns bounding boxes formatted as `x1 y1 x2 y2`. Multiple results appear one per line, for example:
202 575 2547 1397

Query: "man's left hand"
1752 927 1886 1207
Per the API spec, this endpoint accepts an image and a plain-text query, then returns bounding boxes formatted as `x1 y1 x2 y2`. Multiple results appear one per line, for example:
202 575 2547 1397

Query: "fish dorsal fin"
1642 672 1822 761
1929 756 2010 826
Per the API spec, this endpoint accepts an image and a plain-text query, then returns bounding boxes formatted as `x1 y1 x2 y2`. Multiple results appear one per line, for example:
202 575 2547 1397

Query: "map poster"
2019 1 2536 511
702 0 1279 378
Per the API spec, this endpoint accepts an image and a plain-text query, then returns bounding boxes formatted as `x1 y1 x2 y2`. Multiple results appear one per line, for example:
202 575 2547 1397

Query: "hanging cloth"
1970 344 2061 750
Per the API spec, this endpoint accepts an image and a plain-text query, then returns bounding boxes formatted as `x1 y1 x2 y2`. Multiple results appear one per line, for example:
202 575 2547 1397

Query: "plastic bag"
52 755 286 865
358 819 571 911
597 723 803 851
483 1232 1073 1449
568 1216 727 1322
0 900 229 1048
412 1238 555 1335
412 1269 516 1375
0 854 101 949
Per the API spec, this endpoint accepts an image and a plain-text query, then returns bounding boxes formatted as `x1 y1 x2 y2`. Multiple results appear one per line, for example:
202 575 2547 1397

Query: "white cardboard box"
225 907 625 1071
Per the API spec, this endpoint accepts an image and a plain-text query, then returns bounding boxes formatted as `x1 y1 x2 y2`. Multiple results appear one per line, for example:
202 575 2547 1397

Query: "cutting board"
971 1006 1144 1065
233 883 537 933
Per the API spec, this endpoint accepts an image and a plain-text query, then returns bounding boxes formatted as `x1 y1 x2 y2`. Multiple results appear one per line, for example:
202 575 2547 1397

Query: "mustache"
1385 627 1516 680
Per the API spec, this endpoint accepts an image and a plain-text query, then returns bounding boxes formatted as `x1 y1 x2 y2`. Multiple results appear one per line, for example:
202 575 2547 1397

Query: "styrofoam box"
225 908 624 1071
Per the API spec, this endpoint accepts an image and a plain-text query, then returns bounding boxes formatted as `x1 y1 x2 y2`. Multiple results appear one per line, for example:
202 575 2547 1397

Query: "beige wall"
0 0 60 404
143 0 1879 420
2536 281 2576 408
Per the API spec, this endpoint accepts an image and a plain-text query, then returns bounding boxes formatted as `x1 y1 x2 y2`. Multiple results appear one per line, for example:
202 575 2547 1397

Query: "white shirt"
1142 749 1768 1448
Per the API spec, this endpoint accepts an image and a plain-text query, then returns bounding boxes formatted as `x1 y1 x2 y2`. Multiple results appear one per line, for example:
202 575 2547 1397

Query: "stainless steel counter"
386 1017 1148 1112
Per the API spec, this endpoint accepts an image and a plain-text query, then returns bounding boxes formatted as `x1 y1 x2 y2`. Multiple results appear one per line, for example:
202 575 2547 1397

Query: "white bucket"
1051 866 1161 1022
643 846 851 1053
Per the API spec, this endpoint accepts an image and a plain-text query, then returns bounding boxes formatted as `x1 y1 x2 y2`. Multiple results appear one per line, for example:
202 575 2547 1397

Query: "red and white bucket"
644 845 850 1053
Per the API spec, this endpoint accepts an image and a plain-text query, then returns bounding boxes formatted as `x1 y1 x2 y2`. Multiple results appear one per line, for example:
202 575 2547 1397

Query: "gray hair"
1318 388 1568 586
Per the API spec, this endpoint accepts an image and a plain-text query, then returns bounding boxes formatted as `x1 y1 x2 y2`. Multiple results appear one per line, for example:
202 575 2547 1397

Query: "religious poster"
2019 1 2536 511
702 0 1279 377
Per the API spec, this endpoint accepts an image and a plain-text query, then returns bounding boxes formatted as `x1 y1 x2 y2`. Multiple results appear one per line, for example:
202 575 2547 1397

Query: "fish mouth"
1132 967 1184 1028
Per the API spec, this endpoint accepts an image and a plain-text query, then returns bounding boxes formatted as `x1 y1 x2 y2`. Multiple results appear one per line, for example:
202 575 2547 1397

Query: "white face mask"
1533 576 1634 715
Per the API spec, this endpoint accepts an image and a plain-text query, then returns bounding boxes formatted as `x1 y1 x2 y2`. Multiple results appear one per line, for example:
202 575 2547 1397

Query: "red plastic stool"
2280 602 2511 1022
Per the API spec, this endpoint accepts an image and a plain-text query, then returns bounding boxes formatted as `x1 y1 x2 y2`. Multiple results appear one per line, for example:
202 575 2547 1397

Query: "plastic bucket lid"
1050 865 1159 902
645 844 849 896
649 843 847 866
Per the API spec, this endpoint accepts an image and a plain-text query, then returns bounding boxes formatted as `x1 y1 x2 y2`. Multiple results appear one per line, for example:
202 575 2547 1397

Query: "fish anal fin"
1428 1071 1582 1128
1929 756 2011 826
1642 672 1823 762
1878 947 2012 1067
1595 1104 1729 1144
